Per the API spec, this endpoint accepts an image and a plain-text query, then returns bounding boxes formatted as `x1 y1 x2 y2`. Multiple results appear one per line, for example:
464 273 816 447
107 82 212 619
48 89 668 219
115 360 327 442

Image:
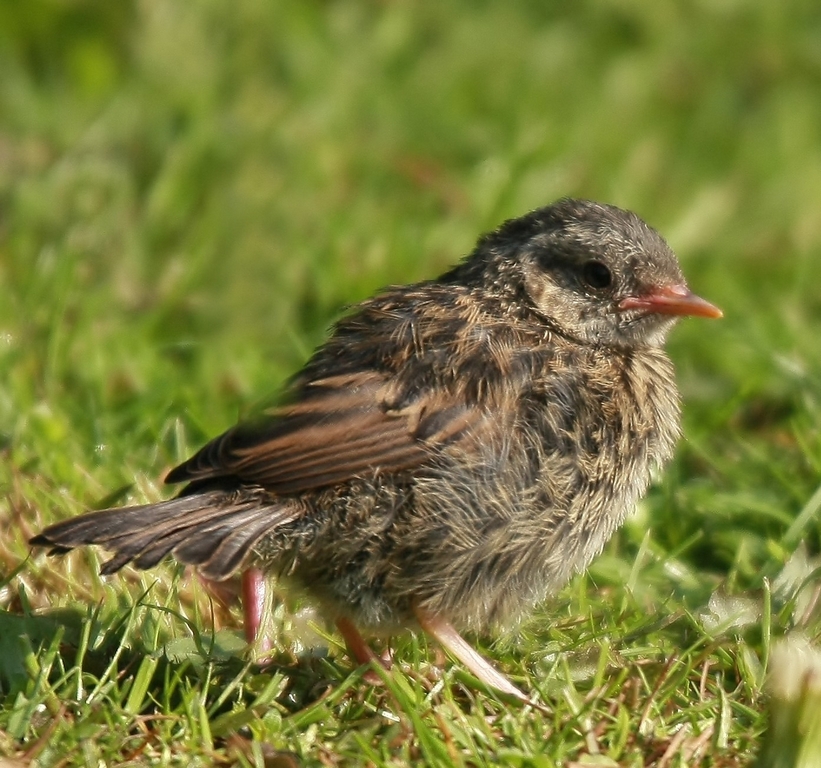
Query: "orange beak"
618 284 723 319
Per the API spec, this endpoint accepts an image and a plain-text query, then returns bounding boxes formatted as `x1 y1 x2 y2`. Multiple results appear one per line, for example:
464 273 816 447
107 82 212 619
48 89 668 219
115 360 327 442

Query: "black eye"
582 260 612 289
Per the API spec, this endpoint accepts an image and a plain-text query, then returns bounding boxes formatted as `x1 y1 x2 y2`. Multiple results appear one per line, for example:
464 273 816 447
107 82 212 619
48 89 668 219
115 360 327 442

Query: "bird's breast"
520 345 681 579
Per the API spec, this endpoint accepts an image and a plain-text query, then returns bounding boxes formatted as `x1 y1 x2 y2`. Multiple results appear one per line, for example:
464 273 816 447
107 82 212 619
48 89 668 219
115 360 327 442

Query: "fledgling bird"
31 198 721 702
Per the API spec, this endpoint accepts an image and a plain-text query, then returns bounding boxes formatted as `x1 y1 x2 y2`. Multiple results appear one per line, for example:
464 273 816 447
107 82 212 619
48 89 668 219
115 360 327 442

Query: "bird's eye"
582 260 612 289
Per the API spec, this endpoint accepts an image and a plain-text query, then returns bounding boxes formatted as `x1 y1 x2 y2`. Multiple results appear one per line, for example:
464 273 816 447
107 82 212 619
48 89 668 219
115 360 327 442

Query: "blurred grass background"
1 0 821 765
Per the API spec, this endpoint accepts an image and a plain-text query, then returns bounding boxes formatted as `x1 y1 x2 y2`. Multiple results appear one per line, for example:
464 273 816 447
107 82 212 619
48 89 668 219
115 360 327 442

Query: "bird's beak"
618 284 723 319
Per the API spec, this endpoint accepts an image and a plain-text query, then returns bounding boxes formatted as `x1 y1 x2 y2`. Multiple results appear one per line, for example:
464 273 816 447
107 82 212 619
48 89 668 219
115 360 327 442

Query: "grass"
2 0 821 764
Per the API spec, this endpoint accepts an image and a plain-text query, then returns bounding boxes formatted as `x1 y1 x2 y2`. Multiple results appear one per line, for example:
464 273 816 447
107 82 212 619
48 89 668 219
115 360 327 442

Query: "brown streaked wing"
165 371 485 495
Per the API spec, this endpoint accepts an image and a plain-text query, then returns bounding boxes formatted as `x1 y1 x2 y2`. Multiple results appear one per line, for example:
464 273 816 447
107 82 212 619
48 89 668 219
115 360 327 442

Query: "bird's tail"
30 490 298 581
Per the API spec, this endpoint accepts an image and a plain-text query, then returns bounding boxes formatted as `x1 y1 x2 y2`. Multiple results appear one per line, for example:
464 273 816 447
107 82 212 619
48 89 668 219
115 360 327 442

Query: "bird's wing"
165 371 486 495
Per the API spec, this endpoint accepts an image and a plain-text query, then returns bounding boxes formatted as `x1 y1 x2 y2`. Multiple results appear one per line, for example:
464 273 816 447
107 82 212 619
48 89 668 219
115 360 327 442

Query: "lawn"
2 1 821 765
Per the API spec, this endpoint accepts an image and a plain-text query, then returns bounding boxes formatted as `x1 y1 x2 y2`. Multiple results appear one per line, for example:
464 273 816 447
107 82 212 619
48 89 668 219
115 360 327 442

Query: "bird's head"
454 198 722 348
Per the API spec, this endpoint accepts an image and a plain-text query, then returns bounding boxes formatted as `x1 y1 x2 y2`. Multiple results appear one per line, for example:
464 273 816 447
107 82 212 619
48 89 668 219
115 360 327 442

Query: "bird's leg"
414 605 531 704
242 567 272 656
336 616 391 669
197 573 239 609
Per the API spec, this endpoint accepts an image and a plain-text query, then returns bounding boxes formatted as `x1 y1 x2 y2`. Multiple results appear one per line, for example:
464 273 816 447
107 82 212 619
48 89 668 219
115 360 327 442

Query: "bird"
31 198 721 703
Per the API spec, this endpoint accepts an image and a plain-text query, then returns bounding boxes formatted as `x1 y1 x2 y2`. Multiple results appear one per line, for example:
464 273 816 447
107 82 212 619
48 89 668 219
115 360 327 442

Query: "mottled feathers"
32 198 719 637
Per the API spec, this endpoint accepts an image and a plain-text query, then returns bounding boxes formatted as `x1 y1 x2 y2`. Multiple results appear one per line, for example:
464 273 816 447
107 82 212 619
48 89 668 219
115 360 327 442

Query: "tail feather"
97 503 276 570
30 491 299 581
175 508 291 580
30 492 227 549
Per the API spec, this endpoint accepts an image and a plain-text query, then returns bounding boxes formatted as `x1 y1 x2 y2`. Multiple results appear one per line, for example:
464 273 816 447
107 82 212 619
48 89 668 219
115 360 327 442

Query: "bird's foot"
414 605 543 709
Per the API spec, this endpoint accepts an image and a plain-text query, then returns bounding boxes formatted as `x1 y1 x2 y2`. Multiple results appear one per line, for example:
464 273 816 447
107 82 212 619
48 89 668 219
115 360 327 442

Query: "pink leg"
414 605 534 705
242 567 272 655
336 616 379 665
197 574 240 608
335 617 393 684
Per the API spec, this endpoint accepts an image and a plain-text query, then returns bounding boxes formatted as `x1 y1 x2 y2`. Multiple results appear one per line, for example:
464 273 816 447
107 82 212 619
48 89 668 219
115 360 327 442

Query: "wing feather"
166 371 486 495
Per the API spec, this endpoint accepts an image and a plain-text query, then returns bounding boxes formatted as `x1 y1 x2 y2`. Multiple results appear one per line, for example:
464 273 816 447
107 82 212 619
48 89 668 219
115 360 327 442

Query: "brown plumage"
31 198 721 702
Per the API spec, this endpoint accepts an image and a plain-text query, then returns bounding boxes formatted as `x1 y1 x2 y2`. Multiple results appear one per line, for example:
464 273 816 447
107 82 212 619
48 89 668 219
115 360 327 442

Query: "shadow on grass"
0 603 341 721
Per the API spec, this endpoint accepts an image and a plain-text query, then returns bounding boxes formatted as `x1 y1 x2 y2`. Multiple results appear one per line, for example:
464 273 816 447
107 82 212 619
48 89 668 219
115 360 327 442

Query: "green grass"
2 0 821 764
